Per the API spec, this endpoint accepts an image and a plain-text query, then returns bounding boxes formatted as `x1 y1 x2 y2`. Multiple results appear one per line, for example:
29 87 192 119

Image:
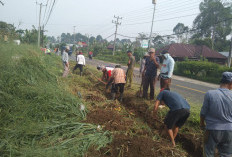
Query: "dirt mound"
85 93 106 102
109 134 187 157
123 96 203 157
85 108 133 131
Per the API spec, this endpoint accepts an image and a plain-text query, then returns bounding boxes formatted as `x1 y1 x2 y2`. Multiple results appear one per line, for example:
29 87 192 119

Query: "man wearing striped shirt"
111 65 126 101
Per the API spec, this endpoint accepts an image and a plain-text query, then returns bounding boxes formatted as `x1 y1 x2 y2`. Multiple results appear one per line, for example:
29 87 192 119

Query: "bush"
174 61 232 84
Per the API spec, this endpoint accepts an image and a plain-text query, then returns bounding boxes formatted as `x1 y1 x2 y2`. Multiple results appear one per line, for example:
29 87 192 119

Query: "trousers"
143 76 157 100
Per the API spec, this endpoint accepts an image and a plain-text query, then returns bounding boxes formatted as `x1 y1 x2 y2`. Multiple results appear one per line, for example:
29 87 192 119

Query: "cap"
65 46 70 50
220 72 232 84
127 50 132 53
144 52 149 56
148 48 155 53
161 50 169 54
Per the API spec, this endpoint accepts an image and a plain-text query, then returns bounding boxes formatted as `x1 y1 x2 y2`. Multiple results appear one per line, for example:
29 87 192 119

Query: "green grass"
0 42 111 156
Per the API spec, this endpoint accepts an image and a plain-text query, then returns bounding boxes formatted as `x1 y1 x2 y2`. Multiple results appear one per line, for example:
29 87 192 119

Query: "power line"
42 0 49 24
44 0 56 27
124 5 199 23
122 13 198 26
117 17 232 40
0 1 4 5
105 33 115 40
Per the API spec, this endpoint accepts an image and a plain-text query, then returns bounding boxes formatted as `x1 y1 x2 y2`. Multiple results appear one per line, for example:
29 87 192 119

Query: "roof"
219 52 232 58
156 43 226 59
107 45 114 49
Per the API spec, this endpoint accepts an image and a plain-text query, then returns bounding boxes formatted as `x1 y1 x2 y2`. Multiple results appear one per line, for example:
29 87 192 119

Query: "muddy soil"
85 108 134 131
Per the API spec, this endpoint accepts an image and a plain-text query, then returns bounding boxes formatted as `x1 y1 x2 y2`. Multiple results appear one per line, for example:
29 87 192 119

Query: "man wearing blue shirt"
153 88 190 146
200 72 232 157
142 48 160 100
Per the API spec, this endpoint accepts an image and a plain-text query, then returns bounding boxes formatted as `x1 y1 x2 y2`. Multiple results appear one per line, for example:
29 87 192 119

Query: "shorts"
164 109 190 129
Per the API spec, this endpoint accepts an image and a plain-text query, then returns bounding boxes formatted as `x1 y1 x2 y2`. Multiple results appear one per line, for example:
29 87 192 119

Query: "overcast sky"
0 0 202 40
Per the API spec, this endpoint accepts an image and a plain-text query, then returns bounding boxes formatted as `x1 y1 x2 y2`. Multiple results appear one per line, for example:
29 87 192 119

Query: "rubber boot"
111 93 116 100
80 72 83 76
119 93 123 102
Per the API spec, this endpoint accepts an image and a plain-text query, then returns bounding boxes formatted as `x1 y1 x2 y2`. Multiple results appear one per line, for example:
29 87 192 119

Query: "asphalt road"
72 56 218 105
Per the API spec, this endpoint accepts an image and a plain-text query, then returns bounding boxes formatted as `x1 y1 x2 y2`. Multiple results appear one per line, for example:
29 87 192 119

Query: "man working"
153 88 190 147
126 50 135 88
143 48 160 100
62 46 69 77
110 65 126 101
73 51 85 76
159 50 175 89
200 72 232 157
97 65 114 82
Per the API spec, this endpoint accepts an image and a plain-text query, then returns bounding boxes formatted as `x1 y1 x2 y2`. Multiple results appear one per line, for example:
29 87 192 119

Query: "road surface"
72 56 218 105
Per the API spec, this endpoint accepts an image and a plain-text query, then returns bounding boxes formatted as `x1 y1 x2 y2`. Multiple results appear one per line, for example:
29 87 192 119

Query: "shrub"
174 61 232 84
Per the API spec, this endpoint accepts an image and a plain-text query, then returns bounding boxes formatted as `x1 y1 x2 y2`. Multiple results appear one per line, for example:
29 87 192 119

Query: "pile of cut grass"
0 43 111 156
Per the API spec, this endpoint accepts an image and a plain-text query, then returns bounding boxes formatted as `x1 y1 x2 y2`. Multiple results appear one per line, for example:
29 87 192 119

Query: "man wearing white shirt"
73 51 86 76
62 46 69 77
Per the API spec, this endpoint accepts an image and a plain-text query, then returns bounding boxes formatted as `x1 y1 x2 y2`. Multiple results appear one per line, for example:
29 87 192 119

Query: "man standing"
153 88 190 147
126 50 135 88
73 51 85 76
110 65 126 101
200 72 232 157
62 46 69 77
88 51 93 60
143 48 160 100
159 50 175 89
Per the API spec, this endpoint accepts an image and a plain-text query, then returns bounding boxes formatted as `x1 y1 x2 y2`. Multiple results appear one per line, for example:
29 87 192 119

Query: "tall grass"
0 42 111 156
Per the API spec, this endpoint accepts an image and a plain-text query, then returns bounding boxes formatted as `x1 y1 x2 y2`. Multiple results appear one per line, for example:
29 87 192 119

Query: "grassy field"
0 42 111 156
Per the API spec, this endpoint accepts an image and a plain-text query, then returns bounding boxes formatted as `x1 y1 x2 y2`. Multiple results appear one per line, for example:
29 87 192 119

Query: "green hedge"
174 61 232 84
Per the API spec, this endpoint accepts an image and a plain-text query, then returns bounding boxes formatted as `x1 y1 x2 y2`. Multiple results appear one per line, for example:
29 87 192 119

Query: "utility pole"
86 34 92 53
36 2 46 48
73 26 76 44
112 15 122 56
148 0 157 49
228 36 232 68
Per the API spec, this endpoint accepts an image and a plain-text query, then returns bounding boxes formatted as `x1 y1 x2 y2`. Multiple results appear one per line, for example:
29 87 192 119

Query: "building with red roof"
156 43 227 64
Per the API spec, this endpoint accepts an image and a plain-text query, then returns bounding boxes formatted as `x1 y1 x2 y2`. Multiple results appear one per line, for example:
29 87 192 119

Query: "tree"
96 35 103 42
193 0 232 50
0 21 16 40
173 23 185 43
152 35 165 49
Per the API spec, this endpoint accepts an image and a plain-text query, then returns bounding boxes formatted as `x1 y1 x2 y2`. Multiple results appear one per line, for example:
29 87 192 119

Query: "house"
107 45 114 51
156 43 227 64
219 52 232 58
77 42 88 47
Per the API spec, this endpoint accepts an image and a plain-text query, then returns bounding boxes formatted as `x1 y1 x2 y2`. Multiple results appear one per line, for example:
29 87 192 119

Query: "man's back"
157 90 190 111
77 55 85 65
112 68 126 84
201 88 232 130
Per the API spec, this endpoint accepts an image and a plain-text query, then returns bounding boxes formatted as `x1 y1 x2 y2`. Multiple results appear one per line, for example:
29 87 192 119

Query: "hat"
97 65 105 70
127 50 132 53
148 48 155 53
220 72 232 84
65 46 70 50
144 52 149 56
115 65 121 68
161 50 169 54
